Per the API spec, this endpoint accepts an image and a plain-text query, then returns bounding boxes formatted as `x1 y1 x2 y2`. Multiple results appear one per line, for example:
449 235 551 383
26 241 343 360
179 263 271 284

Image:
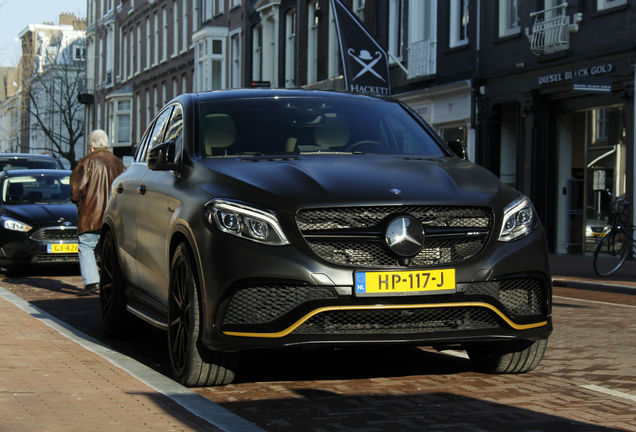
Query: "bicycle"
593 193 635 277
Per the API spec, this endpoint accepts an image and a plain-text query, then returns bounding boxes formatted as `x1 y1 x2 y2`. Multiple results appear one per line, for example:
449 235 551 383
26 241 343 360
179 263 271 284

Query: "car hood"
195 155 509 212
1 203 77 226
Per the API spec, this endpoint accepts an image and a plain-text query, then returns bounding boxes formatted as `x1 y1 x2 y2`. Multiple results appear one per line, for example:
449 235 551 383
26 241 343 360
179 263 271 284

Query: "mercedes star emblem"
385 215 424 257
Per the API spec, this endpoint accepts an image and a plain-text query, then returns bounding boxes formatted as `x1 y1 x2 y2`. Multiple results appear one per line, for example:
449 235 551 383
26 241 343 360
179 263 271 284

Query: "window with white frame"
136 93 141 143
173 1 179 56
193 0 199 31
195 33 226 91
307 1 319 83
182 74 188 93
214 0 223 15
597 0 627 10
113 98 131 147
137 24 141 73
231 0 241 8
389 0 403 61
407 0 437 77
252 24 262 81
154 86 159 115
498 0 520 38
450 0 469 48
173 77 178 98
122 32 128 79
145 17 151 69
128 31 133 78
106 26 114 85
96 37 102 85
204 0 212 21
162 8 168 61
162 82 167 106
353 0 365 21
230 31 241 88
118 28 123 78
285 9 296 88
145 89 151 126
328 3 339 78
154 13 159 65
182 0 188 52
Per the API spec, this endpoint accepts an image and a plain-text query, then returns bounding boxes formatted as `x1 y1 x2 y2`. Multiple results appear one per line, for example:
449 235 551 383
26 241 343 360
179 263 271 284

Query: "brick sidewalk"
0 294 219 432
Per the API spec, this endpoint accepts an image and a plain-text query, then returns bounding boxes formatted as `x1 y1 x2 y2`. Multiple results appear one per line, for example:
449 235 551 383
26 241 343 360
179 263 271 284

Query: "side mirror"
447 139 467 160
147 140 176 171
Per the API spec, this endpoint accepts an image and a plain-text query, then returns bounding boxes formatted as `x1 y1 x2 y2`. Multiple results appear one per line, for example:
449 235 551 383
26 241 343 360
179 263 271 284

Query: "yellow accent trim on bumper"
222 302 548 338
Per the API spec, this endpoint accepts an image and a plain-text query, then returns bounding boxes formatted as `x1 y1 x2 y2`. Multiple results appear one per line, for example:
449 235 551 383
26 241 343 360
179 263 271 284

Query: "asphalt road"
1 266 635 431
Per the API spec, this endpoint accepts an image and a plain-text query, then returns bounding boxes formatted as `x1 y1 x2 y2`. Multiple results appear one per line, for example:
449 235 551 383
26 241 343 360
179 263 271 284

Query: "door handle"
116 184 123 193
137 184 146 195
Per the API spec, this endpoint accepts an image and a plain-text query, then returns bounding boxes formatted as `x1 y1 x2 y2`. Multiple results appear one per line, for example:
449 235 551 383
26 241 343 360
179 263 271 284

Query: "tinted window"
2 173 71 204
164 104 183 163
198 96 444 157
137 107 173 162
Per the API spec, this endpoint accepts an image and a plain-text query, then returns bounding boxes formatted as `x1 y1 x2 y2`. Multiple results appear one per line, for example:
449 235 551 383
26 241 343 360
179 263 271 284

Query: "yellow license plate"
355 269 456 296
47 243 78 254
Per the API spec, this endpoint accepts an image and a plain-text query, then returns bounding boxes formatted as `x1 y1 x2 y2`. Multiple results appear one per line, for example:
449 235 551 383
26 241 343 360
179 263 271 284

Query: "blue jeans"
78 230 101 286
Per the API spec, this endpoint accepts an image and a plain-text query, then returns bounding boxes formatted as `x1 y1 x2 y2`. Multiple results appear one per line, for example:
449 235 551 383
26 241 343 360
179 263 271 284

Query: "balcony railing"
525 2 582 56
407 40 437 79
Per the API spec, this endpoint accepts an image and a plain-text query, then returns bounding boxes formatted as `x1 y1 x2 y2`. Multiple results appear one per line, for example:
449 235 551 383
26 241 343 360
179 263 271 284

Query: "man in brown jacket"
70 129 125 295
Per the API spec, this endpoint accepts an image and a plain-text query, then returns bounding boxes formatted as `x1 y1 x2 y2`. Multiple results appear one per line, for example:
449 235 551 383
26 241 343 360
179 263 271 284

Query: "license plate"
47 243 78 254
355 269 456 296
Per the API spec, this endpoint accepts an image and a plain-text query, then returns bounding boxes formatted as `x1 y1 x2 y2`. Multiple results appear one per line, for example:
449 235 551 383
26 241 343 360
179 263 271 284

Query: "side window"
164 104 183 163
135 126 153 162
140 107 173 162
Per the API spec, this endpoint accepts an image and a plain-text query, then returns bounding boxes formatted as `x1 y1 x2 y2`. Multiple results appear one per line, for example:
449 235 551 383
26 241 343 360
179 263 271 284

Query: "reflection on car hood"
196 155 505 211
2 203 77 226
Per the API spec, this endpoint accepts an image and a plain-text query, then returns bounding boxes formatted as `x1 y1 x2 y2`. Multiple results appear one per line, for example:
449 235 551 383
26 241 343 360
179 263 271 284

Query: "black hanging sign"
331 0 391 96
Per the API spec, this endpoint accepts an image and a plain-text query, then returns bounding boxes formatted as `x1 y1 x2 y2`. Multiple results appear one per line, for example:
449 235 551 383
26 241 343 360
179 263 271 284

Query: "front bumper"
195 218 552 352
0 226 78 266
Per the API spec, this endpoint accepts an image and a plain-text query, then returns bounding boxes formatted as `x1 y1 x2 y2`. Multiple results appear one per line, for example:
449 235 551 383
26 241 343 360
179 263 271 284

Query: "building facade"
16 14 86 166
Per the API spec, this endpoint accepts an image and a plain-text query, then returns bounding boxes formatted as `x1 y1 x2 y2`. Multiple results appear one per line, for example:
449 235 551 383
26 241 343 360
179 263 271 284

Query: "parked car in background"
101 89 552 387
0 169 78 274
0 153 65 171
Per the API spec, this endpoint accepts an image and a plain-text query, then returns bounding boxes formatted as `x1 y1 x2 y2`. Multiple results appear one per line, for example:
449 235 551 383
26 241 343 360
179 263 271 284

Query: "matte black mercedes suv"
101 89 552 386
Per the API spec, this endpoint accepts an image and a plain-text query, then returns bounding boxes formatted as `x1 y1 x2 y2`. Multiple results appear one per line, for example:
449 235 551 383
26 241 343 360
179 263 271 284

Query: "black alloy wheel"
168 242 236 387
99 230 131 337
467 337 548 374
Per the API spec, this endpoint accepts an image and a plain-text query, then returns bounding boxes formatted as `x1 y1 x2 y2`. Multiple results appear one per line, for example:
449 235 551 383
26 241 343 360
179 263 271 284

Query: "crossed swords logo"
347 48 386 83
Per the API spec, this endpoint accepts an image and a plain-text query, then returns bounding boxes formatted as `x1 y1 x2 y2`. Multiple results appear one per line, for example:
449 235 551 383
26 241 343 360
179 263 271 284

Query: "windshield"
2 174 71 204
199 95 445 157
0 158 60 171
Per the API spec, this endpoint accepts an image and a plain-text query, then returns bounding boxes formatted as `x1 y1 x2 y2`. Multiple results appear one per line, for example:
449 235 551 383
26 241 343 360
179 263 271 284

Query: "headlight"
498 196 537 242
206 200 289 245
1 216 32 232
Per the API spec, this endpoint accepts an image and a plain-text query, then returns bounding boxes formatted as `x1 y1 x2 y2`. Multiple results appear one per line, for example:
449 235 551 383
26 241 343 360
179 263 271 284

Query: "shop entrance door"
583 106 626 253
556 105 625 254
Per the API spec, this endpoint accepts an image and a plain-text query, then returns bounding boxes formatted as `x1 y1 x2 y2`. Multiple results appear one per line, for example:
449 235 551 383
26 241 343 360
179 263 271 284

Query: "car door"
134 105 181 304
111 127 153 287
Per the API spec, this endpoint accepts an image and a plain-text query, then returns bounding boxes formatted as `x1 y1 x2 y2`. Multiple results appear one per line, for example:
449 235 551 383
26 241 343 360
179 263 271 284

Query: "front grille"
460 278 546 317
297 206 492 267
34 254 78 263
31 227 78 241
224 284 339 325
294 307 502 334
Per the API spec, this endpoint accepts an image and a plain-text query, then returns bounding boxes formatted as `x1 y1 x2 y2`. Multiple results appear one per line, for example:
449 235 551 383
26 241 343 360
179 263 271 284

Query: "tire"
593 229 630 277
467 337 548 374
99 230 132 337
168 242 236 387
